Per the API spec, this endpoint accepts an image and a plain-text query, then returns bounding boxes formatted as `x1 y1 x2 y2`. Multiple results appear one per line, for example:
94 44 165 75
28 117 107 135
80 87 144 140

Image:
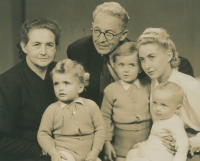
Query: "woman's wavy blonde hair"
137 28 180 68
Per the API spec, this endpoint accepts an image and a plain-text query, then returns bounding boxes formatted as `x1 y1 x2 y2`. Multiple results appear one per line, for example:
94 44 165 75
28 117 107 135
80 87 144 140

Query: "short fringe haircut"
93 2 129 29
51 59 89 87
112 42 138 63
137 28 180 68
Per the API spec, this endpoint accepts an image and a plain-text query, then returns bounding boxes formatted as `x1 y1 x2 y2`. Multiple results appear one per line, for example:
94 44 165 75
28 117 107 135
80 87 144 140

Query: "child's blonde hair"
154 81 183 104
112 42 139 63
51 59 89 86
137 28 180 68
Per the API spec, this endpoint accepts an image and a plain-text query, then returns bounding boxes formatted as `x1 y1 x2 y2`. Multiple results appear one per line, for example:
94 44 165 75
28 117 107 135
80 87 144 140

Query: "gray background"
0 0 199 76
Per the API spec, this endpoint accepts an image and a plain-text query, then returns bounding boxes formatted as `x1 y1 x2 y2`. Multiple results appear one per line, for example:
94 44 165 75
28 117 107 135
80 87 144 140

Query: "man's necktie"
99 55 112 104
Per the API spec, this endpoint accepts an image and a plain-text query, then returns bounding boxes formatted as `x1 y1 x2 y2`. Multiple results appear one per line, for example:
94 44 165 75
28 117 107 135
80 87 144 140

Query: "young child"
37 59 106 161
101 42 152 161
126 81 189 161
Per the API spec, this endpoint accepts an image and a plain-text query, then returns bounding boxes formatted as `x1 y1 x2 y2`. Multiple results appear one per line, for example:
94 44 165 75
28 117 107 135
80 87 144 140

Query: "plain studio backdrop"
0 0 199 76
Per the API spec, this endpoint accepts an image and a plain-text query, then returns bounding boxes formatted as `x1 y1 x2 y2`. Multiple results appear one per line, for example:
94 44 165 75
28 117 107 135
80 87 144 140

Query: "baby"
126 81 189 161
37 59 105 161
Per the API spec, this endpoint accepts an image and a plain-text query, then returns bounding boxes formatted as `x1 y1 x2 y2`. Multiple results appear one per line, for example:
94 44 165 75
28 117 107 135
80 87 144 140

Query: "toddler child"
126 81 189 161
37 59 106 161
101 42 151 161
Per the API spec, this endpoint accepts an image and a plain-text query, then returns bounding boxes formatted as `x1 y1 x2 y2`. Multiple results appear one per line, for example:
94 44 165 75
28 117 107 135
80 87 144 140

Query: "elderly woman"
136 28 200 161
0 18 61 160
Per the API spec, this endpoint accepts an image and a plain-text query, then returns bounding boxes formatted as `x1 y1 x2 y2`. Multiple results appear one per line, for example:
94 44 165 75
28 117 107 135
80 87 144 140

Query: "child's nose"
124 66 129 72
59 84 64 90
156 105 161 111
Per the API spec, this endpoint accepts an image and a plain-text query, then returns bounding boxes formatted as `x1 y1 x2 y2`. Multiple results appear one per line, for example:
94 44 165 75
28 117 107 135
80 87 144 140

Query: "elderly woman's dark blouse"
0 59 56 158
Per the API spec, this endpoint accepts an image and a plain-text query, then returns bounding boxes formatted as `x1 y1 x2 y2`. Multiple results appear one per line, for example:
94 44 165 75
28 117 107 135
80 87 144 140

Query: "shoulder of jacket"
68 35 92 48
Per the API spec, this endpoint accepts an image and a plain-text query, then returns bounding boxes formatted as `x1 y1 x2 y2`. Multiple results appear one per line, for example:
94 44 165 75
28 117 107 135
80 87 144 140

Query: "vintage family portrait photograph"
0 0 200 161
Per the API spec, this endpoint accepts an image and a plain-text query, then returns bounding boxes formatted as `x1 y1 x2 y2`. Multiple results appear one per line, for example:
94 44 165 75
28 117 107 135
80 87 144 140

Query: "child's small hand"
85 149 99 161
189 136 200 156
104 141 116 161
48 148 68 161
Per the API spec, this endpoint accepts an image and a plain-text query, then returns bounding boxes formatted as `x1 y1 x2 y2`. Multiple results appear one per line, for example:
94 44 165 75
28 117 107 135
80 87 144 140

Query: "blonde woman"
136 28 200 161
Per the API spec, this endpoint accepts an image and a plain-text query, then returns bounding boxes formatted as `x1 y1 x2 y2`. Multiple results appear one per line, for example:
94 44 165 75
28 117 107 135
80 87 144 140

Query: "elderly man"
67 2 129 106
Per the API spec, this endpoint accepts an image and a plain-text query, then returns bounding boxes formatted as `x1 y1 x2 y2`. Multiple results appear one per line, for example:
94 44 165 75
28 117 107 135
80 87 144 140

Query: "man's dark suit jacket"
67 35 194 106
67 36 103 106
179 56 194 77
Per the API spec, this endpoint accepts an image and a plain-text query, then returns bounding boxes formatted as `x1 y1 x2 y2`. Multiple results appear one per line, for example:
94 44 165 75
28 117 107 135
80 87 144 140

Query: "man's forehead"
93 12 122 22
92 12 124 31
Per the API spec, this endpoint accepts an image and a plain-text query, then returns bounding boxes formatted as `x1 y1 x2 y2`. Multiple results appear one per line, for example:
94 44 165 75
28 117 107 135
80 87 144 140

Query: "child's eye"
161 104 167 107
129 64 134 67
139 58 144 62
53 82 58 86
64 82 69 85
150 56 155 59
119 63 124 66
33 43 40 47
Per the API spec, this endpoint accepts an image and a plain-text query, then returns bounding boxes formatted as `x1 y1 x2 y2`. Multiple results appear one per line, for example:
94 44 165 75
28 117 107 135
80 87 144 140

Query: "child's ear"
175 104 182 114
78 84 84 94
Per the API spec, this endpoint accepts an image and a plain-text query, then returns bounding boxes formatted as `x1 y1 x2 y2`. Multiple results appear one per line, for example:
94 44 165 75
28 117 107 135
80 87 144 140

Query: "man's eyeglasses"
91 28 123 41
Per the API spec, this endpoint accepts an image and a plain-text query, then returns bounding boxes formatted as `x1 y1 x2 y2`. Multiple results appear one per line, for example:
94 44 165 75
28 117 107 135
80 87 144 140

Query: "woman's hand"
104 141 116 161
189 136 200 156
162 136 176 155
